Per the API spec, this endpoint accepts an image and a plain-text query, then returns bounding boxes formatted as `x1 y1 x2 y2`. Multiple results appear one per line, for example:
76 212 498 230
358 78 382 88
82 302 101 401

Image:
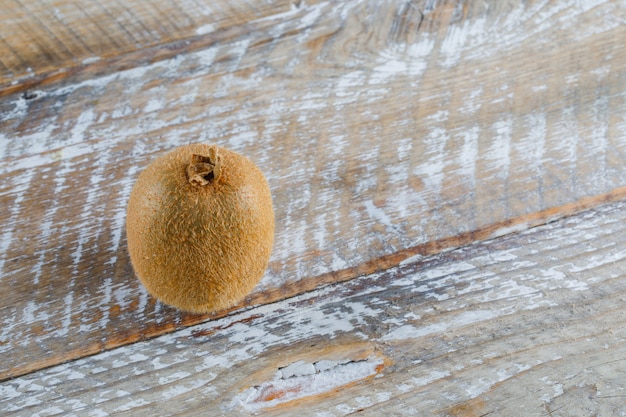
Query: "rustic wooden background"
1 0 626 415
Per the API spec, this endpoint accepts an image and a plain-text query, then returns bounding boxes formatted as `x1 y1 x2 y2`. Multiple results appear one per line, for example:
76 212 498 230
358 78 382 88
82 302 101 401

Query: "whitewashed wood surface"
0 0 300 93
2 199 626 416
1 0 626 413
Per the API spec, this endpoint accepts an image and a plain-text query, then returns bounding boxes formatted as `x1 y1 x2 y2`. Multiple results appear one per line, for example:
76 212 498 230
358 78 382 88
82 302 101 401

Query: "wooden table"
1 0 626 415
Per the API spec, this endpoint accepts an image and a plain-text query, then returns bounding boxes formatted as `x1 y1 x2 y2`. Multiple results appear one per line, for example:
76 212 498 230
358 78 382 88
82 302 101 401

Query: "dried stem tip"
187 147 221 186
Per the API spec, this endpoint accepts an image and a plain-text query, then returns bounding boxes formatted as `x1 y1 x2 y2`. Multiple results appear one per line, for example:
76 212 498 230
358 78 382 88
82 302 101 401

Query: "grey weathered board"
2 200 626 415
1 0 626 414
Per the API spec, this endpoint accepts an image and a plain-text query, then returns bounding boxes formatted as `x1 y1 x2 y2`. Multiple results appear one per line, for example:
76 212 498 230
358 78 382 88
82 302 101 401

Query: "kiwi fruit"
126 143 274 314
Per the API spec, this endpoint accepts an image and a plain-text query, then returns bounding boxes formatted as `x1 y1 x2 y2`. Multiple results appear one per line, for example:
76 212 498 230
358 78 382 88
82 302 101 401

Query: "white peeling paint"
158 371 191 385
456 126 479 180
364 200 394 230
488 222 529 240
336 71 366 97
369 37 434 85
486 117 512 177
232 357 383 413
0 96 28 124
106 164 140 266
382 310 498 341
519 112 547 174
0 169 36 281
252 1 304 24
459 87 484 115
590 94 609 186
143 96 165 113
399 253 423 266
279 360 316 379
410 369 452 388
440 17 486 68
81 56 101 65
113 397 150 412
412 126 448 195
196 23 215 35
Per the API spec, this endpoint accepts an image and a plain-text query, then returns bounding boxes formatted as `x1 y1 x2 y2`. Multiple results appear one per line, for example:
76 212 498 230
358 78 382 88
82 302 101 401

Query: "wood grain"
2 0 626 381
0 0 300 94
2 199 626 415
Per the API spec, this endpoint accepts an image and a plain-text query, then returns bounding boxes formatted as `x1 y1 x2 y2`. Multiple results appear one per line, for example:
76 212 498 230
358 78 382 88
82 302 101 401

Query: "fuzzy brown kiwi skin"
126 144 274 314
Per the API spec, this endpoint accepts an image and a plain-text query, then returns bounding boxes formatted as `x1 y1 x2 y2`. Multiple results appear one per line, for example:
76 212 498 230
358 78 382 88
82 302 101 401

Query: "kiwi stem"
187 147 222 186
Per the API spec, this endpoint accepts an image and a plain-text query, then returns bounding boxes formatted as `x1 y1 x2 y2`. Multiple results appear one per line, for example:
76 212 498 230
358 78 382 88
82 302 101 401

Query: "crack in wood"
234 356 386 412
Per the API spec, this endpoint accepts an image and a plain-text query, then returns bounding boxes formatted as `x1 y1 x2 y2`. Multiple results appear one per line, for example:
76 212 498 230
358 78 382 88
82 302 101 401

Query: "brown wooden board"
0 0 302 94
1 0 626 381
2 199 626 415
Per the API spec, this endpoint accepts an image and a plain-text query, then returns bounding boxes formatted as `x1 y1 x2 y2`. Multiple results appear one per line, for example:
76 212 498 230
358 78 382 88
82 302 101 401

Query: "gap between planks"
4 186 626 383
0 0 317 97
2 196 626 415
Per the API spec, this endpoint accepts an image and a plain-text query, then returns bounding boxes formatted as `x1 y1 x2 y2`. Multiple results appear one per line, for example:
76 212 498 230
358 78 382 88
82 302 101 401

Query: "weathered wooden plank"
0 0 299 93
2 0 626 380
2 200 626 416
